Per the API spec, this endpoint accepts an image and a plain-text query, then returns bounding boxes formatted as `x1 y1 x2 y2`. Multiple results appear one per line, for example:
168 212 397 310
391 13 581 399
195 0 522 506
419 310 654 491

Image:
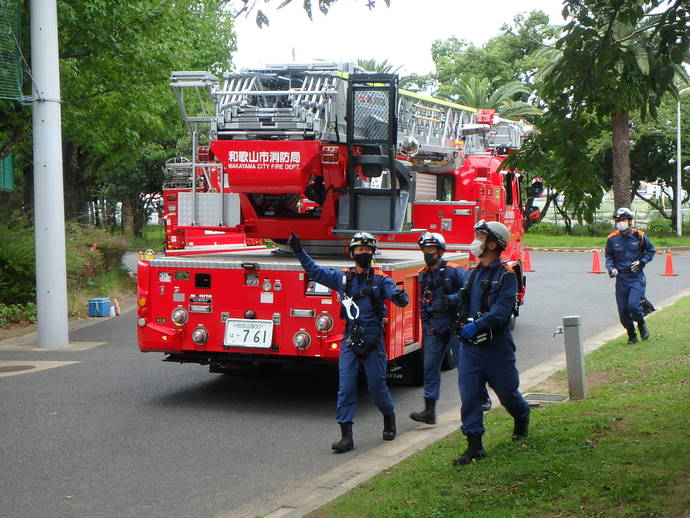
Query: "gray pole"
677 95 682 237
30 0 69 348
563 315 587 400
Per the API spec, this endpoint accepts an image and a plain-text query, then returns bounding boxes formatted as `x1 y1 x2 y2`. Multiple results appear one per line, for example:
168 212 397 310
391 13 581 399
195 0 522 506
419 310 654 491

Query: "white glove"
630 261 641 272
609 268 618 278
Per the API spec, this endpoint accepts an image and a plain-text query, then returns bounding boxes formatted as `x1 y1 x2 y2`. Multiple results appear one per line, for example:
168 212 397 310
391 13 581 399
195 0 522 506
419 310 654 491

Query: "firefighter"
605 207 656 344
410 231 467 425
453 220 530 466
287 231 409 453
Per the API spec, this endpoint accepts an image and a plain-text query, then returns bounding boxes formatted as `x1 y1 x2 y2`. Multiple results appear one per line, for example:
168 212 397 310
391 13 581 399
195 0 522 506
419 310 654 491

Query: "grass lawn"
524 234 690 249
310 296 690 518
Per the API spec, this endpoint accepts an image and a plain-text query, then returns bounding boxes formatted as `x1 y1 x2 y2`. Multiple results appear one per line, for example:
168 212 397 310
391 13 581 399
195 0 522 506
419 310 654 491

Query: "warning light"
138 298 147 307
331 342 338 350
162 336 168 341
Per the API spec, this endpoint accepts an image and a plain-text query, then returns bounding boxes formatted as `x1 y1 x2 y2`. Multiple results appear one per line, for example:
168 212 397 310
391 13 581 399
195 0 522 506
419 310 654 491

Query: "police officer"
287 231 409 453
453 220 530 466
605 207 656 344
410 231 466 425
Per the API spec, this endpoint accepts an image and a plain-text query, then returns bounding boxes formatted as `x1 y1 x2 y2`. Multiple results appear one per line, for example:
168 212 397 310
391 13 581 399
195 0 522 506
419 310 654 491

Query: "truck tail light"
293 331 311 351
321 146 339 164
315 312 334 332
137 318 147 327
191 326 209 345
171 307 189 326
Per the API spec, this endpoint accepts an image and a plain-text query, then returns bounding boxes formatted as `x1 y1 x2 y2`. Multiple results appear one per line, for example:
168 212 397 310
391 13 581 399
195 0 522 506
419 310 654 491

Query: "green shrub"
0 302 37 327
0 224 36 305
647 217 674 236
569 224 589 236
588 221 615 236
527 222 564 235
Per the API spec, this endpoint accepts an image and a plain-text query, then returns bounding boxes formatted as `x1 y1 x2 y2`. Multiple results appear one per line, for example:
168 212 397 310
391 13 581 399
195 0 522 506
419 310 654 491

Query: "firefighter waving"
453 220 531 466
410 231 466 425
287 231 409 453
605 207 656 344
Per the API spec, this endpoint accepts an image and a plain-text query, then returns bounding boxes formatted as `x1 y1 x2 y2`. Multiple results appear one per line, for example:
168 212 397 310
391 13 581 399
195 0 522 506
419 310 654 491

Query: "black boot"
452 434 487 466
482 396 493 412
410 397 436 424
331 422 353 453
512 415 529 441
383 412 396 441
637 320 649 340
626 327 638 344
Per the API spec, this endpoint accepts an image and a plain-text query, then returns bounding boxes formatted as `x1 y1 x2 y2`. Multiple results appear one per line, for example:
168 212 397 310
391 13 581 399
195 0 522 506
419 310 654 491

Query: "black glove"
286 232 302 253
630 261 642 273
392 290 409 307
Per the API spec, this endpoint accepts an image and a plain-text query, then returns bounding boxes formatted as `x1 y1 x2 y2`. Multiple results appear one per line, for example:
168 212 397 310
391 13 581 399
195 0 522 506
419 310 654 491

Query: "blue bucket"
88 297 111 317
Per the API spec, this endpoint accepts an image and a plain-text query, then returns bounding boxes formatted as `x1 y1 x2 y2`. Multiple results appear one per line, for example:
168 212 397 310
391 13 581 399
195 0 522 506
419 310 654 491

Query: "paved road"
1 252 689 518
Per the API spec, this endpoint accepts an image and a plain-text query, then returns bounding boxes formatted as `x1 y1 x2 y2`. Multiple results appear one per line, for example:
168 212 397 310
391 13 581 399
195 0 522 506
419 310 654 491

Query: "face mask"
616 221 629 231
423 252 439 266
469 239 485 257
353 253 373 269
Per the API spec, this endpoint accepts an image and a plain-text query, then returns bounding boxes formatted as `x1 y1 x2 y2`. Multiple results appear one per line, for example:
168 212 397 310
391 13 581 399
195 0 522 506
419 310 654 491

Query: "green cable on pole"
0 0 23 101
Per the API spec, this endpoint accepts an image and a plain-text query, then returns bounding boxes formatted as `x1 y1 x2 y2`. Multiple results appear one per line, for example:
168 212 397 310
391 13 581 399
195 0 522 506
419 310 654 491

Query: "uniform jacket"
463 259 517 335
419 260 465 333
605 228 655 273
295 249 409 333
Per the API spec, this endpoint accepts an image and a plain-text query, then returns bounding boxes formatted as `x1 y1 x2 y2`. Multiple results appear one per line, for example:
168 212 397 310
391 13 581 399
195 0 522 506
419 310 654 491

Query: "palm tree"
452 78 542 120
356 59 403 74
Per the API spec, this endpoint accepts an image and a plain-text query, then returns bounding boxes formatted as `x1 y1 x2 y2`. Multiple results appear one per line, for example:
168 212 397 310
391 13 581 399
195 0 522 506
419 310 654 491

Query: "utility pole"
30 0 69 348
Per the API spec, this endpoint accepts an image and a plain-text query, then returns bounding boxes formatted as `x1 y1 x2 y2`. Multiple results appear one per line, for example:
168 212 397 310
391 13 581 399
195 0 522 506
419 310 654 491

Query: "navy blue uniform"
605 228 655 329
419 260 465 400
458 259 530 437
295 248 409 423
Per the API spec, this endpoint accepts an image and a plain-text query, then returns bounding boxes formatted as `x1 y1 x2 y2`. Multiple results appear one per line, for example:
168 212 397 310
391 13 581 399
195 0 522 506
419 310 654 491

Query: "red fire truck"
136 63 530 384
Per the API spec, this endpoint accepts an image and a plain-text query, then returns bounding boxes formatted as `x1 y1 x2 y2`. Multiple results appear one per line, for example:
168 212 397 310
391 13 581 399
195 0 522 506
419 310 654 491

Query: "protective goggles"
351 232 376 246
474 219 490 234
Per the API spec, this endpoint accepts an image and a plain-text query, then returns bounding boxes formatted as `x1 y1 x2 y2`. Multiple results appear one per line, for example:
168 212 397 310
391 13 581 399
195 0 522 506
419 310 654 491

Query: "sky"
232 0 566 76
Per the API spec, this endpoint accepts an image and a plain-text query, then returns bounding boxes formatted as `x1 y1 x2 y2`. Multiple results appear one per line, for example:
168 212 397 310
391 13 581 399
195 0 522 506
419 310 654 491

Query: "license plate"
223 318 274 348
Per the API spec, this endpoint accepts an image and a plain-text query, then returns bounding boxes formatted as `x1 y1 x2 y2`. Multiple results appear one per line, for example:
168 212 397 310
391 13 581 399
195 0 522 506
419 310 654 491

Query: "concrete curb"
233 286 690 518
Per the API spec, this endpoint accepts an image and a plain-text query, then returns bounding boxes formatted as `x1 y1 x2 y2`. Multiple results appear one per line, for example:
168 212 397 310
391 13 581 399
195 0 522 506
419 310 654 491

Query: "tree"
432 11 561 94
452 78 542 120
1 1 236 236
539 0 690 210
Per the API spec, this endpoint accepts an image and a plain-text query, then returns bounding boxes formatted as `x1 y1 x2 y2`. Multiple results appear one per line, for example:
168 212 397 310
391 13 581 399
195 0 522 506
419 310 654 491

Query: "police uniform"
458 259 530 437
419 259 465 401
295 248 409 424
605 228 655 332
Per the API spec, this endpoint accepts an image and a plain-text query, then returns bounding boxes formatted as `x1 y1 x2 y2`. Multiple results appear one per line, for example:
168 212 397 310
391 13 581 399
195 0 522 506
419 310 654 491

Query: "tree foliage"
536 0 689 210
234 0 390 27
0 0 236 236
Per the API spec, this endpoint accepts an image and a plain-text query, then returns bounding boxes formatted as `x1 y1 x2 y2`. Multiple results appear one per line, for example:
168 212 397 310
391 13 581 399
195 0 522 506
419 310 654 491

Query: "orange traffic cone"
661 249 678 276
589 248 605 274
523 247 535 272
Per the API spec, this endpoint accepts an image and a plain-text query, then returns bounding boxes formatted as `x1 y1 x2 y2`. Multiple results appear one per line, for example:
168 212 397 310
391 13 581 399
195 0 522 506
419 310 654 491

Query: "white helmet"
474 220 510 250
418 231 447 251
613 207 634 220
348 232 377 253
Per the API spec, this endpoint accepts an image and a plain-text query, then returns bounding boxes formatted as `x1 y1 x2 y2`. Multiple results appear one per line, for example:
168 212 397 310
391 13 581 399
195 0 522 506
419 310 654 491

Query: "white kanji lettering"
270 151 280 163
228 151 239 162
259 151 270 162
238 151 248 162
247 151 259 162
290 152 301 163
279 152 290 163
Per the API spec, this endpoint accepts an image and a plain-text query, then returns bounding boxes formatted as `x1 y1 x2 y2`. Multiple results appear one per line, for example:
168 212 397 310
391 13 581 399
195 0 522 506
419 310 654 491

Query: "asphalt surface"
1 252 689 518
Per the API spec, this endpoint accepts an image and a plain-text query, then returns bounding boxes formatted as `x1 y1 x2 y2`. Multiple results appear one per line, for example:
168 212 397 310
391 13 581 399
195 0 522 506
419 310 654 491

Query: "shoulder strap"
479 266 500 314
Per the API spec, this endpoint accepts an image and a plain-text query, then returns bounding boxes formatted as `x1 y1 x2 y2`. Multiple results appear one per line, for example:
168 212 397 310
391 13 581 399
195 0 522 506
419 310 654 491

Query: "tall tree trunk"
62 141 90 222
611 112 631 209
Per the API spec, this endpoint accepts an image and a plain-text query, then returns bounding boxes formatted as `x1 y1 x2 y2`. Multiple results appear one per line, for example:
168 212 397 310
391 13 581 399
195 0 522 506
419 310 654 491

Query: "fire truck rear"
136 63 526 383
